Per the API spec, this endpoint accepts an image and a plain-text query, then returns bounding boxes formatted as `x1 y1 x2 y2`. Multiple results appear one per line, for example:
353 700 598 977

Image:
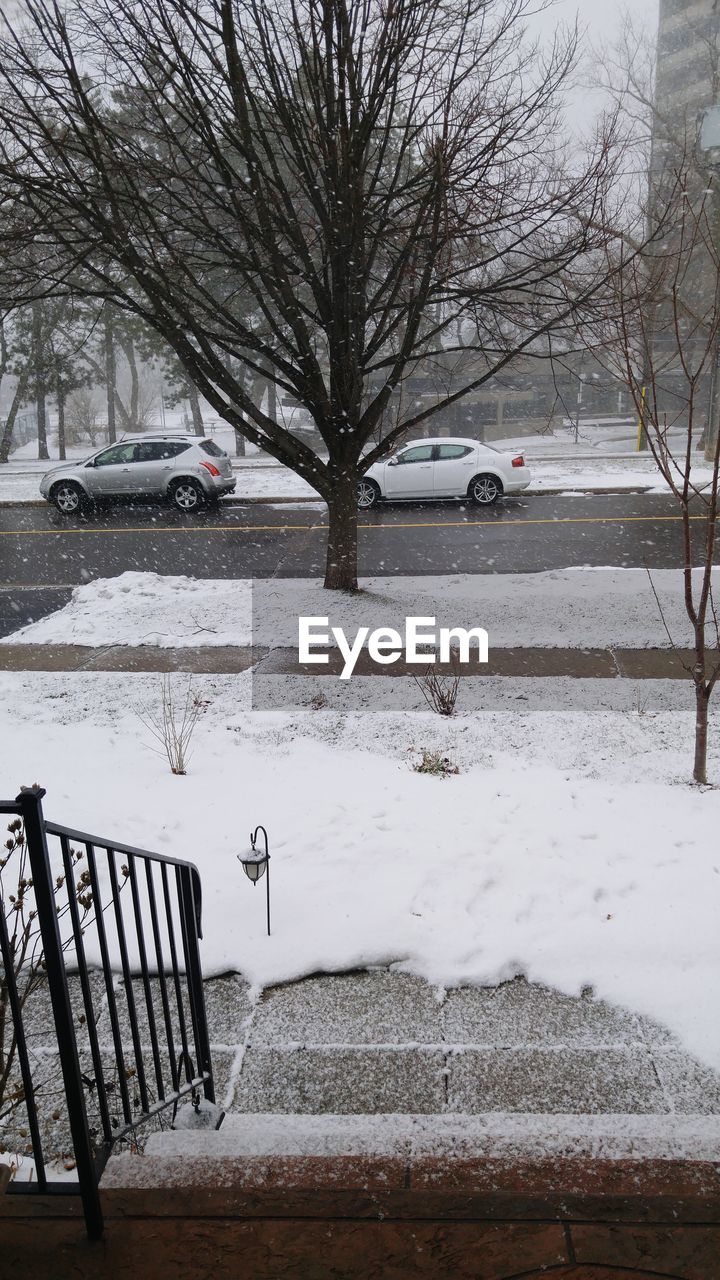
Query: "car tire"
169 478 205 513
50 480 87 515
468 473 503 506
357 478 381 509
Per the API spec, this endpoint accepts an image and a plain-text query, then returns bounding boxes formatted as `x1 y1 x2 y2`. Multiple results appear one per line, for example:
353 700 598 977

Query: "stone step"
100 1112 720 1190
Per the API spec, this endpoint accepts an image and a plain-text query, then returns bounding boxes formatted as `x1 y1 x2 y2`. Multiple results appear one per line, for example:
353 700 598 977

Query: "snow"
131 1111 720 1162
0 1153 78 1183
4 567 714 650
1 667 719 1073
2 574 253 647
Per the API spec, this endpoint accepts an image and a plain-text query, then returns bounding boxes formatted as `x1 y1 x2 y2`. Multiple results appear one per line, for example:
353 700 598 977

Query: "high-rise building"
654 1 719 156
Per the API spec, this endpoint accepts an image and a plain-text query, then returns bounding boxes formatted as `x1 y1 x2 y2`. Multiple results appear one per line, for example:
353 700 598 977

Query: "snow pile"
0 669 718 1071
0 573 253 647
5 567 714 650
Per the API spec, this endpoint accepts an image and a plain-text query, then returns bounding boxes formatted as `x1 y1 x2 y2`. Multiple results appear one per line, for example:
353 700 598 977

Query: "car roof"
399 437 480 448
116 432 199 442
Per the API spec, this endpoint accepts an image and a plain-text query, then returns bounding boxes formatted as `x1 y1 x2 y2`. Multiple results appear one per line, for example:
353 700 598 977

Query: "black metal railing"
0 786 214 1239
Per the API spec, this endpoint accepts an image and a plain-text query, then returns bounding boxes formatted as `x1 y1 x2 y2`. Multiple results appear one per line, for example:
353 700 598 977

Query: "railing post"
178 866 215 1103
16 787 104 1240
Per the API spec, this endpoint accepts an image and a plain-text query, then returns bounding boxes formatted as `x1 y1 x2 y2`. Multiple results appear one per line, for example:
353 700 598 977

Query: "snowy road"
0 491 709 638
0 490 709 579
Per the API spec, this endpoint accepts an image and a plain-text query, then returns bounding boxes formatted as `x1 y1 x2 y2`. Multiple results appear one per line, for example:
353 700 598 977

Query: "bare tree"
65 387 103 448
0 0 623 587
0 312 30 464
31 301 49 460
587 174 720 785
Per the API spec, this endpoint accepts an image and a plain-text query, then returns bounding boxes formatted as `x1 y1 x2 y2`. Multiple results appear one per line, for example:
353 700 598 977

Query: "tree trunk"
694 682 710 785
266 376 277 424
324 470 359 590
0 373 29 464
187 380 204 435
104 304 117 443
122 337 139 427
32 302 49 460
57 379 66 460
235 423 246 456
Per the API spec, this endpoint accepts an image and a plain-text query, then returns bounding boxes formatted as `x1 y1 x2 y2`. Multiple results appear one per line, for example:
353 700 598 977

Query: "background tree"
75 301 159 437
0 0 623 587
31 301 49 460
0 310 31 465
585 172 720 785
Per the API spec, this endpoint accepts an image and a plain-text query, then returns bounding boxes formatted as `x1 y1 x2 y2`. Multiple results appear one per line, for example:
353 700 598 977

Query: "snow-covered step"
100 1112 720 1189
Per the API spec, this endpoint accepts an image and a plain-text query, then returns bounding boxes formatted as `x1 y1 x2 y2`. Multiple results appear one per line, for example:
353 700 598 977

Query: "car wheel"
169 479 205 512
50 481 86 514
468 473 502 506
357 478 381 509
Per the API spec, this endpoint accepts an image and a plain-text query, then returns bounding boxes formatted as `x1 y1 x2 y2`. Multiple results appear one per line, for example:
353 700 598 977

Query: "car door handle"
121 467 131 472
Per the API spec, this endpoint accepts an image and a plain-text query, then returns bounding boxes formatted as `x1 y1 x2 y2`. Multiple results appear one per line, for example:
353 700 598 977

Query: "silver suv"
40 434 236 514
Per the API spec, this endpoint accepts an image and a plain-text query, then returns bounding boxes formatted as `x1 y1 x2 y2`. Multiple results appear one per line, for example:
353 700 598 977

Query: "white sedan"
357 437 531 508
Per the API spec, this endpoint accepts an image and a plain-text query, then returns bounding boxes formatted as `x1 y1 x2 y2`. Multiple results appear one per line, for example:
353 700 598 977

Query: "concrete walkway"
16 971 720 1167
196 972 720 1141
0 641 699 678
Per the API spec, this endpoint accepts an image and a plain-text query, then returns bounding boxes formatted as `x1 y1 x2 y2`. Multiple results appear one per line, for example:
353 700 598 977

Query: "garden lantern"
238 825 271 936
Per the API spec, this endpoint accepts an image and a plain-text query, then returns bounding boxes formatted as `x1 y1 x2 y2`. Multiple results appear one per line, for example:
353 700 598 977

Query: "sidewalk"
0 640 698 678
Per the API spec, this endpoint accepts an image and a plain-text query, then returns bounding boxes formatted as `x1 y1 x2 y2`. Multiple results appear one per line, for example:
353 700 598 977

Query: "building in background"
641 0 720 444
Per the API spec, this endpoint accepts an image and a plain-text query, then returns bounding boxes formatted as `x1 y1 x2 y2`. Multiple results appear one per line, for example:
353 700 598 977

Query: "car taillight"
200 461 221 476
511 455 524 468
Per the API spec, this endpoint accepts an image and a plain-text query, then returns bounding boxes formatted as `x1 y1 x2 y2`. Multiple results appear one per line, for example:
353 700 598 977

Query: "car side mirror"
85 460 96 468
387 457 399 467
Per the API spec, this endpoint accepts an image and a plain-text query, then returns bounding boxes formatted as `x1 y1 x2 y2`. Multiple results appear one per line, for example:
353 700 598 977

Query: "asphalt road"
0 492 714 637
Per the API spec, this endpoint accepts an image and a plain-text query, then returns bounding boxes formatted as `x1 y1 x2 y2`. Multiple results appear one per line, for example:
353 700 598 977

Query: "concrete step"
99 1113 720 1190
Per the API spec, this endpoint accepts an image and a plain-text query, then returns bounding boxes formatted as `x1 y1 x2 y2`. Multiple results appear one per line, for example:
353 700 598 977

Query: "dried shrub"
0 810 94 1147
136 676 208 775
412 750 460 778
412 655 461 717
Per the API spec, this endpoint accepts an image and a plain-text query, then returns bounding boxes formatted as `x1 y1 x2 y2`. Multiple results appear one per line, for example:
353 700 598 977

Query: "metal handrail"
0 788 214 1239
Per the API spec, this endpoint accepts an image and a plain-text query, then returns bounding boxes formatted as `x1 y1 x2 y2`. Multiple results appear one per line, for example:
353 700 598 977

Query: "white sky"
536 0 660 130
546 0 659 49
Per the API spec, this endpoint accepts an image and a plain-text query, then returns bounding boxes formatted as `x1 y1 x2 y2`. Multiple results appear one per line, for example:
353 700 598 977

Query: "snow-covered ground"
1 667 718 1074
4 567 713 650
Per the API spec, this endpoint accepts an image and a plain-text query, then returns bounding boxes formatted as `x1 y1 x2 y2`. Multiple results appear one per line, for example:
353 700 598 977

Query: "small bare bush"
136 677 207 775
412 750 459 778
412 656 461 717
65 388 103 447
633 685 649 717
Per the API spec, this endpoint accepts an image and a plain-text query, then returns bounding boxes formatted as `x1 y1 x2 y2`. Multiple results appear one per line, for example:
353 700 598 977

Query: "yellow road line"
360 514 705 529
0 513 707 536
0 523 313 535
